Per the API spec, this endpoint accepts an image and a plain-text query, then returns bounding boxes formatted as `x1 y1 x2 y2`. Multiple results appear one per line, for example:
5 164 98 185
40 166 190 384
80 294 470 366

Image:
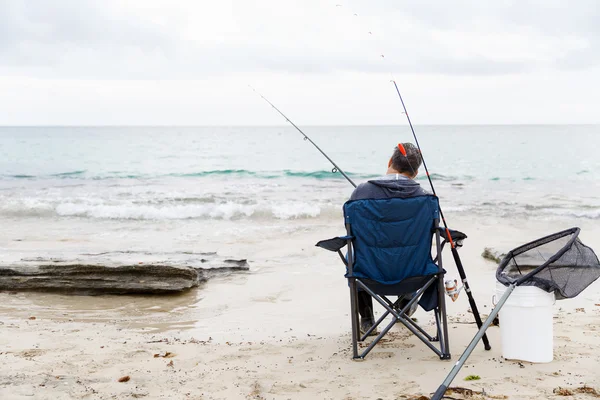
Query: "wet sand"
1 217 599 399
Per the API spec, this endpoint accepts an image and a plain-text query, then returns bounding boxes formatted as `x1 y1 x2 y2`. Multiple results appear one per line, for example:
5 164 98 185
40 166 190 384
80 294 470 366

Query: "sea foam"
0 197 337 221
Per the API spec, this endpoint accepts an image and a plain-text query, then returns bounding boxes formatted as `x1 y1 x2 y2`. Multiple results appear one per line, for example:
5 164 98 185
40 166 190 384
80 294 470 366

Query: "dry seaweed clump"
553 386 600 397
401 387 509 400
554 387 574 396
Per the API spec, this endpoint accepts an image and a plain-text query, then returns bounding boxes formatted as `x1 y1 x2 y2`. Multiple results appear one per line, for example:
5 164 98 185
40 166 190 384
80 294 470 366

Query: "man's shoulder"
349 181 382 201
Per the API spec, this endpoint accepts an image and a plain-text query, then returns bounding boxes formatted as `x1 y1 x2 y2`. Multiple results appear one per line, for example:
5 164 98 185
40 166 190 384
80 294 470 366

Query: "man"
349 142 427 335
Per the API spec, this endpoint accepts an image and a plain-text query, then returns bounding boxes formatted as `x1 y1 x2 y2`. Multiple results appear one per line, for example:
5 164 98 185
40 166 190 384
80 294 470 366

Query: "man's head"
387 142 422 178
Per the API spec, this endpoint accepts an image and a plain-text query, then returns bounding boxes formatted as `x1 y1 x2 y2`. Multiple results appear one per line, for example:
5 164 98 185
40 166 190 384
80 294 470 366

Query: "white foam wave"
0 197 337 221
271 202 322 219
55 202 257 220
541 208 600 220
0 197 56 217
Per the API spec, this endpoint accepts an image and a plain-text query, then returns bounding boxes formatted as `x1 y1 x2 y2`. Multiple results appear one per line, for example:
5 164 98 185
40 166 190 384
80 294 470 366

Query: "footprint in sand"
367 351 395 359
251 291 286 303
124 349 152 359
268 382 303 394
379 341 415 349
556 335 572 342
17 349 46 359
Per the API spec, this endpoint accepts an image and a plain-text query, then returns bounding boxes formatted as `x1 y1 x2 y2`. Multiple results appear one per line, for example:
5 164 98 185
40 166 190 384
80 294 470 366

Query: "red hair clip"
397 143 407 157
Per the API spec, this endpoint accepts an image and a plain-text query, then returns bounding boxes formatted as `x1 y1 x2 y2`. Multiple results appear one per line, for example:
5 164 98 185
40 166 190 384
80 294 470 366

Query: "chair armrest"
315 236 353 252
436 228 467 247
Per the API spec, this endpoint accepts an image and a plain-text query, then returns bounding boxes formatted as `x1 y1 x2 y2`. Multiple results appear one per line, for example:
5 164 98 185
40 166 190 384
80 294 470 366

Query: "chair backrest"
343 195 441 285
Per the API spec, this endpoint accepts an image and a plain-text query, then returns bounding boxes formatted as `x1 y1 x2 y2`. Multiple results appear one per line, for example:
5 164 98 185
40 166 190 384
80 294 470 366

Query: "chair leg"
434 221 451 360
437 274 451 359
349 278 360 359
434 309 442 342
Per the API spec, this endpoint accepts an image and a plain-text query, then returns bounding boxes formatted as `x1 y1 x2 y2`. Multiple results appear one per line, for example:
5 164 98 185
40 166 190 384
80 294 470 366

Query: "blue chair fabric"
344 195 441 284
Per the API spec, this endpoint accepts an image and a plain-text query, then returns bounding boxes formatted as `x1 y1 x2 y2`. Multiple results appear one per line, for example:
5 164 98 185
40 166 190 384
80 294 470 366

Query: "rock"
0 251 249 294
481 247 505 263
0 262 199 294
196 259 249 282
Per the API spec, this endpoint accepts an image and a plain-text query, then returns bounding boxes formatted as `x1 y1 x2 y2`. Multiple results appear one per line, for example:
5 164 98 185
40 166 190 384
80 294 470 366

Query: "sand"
1 217 599 399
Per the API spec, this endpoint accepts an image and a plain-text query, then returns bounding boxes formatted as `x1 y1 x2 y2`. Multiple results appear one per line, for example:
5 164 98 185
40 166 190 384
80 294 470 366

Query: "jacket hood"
367 174 426 197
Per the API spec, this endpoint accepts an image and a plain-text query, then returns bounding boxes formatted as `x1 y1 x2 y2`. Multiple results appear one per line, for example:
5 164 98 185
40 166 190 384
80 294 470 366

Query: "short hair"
390 143 422 175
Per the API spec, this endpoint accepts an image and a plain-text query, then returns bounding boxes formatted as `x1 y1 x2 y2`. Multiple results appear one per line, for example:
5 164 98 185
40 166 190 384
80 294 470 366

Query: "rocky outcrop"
0 252 249 294
0 263 198 294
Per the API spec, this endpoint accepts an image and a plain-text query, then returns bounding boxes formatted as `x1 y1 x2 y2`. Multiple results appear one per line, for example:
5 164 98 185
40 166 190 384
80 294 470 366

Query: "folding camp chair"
317 195 451 360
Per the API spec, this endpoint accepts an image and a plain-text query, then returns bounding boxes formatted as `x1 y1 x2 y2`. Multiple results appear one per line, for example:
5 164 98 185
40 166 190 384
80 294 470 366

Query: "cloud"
0 0 598 127
0 0 598 80
0 0 174 76
352 0 599 71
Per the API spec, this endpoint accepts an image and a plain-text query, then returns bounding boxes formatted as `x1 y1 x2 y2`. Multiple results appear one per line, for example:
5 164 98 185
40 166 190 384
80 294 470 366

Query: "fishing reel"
444 278 464 302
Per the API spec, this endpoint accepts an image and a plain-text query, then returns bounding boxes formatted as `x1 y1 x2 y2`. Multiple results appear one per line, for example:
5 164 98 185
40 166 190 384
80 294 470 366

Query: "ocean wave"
476 201 600 220
1 169 472 182
0 198 341 221
3 169 361 181
174 169 261 178
9 174 36 179
2 195 599 221
282 170 379 180
414 173 472 182
51 170 87 177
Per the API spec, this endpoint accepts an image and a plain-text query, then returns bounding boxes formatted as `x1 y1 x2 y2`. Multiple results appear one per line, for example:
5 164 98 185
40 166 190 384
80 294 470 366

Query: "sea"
1 125 599 264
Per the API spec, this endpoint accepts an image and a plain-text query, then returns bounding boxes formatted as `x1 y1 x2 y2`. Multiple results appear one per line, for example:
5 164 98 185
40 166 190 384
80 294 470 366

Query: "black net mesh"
496 228 600 300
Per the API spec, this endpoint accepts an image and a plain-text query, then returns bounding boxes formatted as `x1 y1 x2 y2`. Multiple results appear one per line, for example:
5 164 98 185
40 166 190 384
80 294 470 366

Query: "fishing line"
392 82 455 246
249 85 357 188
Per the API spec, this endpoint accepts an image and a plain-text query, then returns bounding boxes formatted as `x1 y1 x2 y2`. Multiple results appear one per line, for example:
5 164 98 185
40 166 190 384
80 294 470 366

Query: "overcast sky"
1 0 598 125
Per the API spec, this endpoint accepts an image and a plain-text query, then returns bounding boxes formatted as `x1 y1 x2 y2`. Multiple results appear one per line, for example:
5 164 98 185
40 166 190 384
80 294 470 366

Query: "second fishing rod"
392 80 492 351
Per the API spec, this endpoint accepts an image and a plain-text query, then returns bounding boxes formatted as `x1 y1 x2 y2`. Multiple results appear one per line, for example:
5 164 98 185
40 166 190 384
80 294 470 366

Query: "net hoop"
496 227 580 286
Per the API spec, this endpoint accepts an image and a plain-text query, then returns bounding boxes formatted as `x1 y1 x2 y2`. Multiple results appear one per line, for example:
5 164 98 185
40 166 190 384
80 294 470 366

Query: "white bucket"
494 281 555 363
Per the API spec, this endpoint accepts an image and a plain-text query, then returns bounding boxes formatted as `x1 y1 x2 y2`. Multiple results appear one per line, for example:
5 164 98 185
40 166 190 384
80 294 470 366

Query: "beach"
1 125 600 399
1 216 600 399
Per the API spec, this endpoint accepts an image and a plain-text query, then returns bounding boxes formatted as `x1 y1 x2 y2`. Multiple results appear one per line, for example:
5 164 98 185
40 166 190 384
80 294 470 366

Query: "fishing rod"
392 80 492 352
249 85 357 188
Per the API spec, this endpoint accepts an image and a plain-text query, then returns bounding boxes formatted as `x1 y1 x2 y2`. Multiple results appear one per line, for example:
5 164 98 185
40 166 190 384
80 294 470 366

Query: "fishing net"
496 228 600 300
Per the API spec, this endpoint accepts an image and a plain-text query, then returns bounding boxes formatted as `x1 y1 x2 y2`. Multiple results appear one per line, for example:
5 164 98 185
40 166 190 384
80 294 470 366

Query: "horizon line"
1 123 599 128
